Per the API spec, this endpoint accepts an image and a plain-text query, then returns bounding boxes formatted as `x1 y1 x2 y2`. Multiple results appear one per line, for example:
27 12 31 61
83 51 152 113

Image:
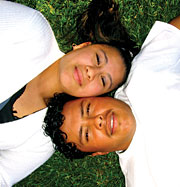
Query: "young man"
114 14 180 187
45 15 180 187
44 95 136 159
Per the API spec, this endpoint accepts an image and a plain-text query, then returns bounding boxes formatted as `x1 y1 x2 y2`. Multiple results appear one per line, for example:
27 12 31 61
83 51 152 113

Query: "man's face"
60 97 136 153
59 44 126 97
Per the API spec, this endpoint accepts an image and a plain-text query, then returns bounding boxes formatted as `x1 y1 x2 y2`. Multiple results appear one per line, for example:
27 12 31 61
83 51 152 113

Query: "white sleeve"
133 21 180 70
115 21 180 101
0 139 54 187
0 109 55 186
0 1 63 103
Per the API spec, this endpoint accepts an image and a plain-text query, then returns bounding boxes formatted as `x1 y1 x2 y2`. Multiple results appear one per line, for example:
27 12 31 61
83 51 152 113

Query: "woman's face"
59 44 126 97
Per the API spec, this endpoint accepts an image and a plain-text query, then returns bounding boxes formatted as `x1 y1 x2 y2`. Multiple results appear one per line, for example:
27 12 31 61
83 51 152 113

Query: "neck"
29 59 63 101
12 59 63 118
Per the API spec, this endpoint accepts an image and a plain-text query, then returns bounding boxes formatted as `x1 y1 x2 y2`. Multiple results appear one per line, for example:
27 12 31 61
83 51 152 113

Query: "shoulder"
0 1 52 40
130 21 180 72
0 109 54 186
0 1 40 22
142 21 180 48
115 21 180 105
0 0 57 60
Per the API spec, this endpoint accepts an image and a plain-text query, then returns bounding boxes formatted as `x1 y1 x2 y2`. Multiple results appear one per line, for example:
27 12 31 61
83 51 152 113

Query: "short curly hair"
43 93 93 160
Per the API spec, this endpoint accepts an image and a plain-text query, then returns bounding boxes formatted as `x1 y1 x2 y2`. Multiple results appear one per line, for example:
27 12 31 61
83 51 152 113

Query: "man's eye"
96 54 100 65
87 103 90 115
101 76 106 87
85 131 89 141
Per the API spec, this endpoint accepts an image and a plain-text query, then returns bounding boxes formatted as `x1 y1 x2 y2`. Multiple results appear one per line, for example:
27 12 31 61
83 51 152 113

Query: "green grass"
13 0 180 186
15 152 125 187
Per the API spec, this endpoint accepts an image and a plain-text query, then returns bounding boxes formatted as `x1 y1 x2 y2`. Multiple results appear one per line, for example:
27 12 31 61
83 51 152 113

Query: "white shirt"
115 21 180 187
0 1 64 186
0 0 63 103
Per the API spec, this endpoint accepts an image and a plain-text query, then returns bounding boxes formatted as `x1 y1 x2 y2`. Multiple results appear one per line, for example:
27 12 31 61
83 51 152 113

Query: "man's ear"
72 42 92 50
91 152 109 157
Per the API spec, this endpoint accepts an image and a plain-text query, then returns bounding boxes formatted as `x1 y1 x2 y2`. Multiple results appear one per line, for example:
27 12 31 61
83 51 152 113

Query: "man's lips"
110 113 115 134
108 112 117 135
74 66 83 86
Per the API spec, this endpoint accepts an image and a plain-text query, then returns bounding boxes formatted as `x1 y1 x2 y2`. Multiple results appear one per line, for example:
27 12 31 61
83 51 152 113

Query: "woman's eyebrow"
101 49 108 64
101 49 113 89
108 74 113 89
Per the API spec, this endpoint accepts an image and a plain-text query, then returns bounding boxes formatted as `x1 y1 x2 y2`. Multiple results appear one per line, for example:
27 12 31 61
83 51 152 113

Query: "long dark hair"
76 0 139 55
75 0 139 90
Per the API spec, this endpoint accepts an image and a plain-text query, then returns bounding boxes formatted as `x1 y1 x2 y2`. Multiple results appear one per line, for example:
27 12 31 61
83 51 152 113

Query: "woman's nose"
86 66 98 81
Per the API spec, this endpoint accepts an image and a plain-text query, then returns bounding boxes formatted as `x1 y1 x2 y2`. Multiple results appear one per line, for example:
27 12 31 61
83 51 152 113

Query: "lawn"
13 0 180 186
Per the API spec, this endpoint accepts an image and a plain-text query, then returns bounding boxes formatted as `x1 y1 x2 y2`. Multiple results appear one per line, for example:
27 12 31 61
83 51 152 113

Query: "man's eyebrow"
80 100 84 117
79 126 83 145
79 100 84 145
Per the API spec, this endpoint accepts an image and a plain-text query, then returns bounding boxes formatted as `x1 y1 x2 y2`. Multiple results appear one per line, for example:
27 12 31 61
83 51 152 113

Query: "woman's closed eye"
101 76 106 87
96 53 100 65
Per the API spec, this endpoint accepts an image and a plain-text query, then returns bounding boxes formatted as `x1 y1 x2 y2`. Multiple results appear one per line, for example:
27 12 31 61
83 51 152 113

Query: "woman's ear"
91 152 109 157
72 42 92 50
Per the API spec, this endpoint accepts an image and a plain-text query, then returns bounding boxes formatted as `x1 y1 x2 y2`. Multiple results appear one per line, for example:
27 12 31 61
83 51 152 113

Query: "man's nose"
94 114 104 130
86 66 99 81
83 115 105 131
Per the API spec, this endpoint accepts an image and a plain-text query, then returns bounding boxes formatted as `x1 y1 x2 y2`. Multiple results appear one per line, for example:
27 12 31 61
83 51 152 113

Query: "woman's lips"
74 66 83 86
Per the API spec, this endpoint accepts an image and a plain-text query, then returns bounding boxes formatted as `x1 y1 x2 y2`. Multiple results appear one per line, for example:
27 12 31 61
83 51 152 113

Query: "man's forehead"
67 97 118 105
67 97 97 105
64 97 123 112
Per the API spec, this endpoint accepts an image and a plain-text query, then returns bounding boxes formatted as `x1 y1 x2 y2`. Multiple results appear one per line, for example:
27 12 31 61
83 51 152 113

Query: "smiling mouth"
110 113 115 135
74 66 82 86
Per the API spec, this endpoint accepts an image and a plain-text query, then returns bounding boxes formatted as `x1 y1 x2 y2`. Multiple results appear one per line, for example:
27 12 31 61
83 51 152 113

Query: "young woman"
0 0 137 186
0 0 136 122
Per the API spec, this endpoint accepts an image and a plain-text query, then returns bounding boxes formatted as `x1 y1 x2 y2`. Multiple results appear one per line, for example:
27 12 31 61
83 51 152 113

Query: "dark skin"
13 59 61 118
169 15 180 30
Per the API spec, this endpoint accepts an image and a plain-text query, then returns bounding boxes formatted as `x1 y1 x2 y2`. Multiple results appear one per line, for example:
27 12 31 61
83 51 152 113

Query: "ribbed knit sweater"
0 1 64 186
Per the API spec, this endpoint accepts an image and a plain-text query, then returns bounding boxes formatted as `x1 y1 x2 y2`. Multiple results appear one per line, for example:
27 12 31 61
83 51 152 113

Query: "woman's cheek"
89 83 103 96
